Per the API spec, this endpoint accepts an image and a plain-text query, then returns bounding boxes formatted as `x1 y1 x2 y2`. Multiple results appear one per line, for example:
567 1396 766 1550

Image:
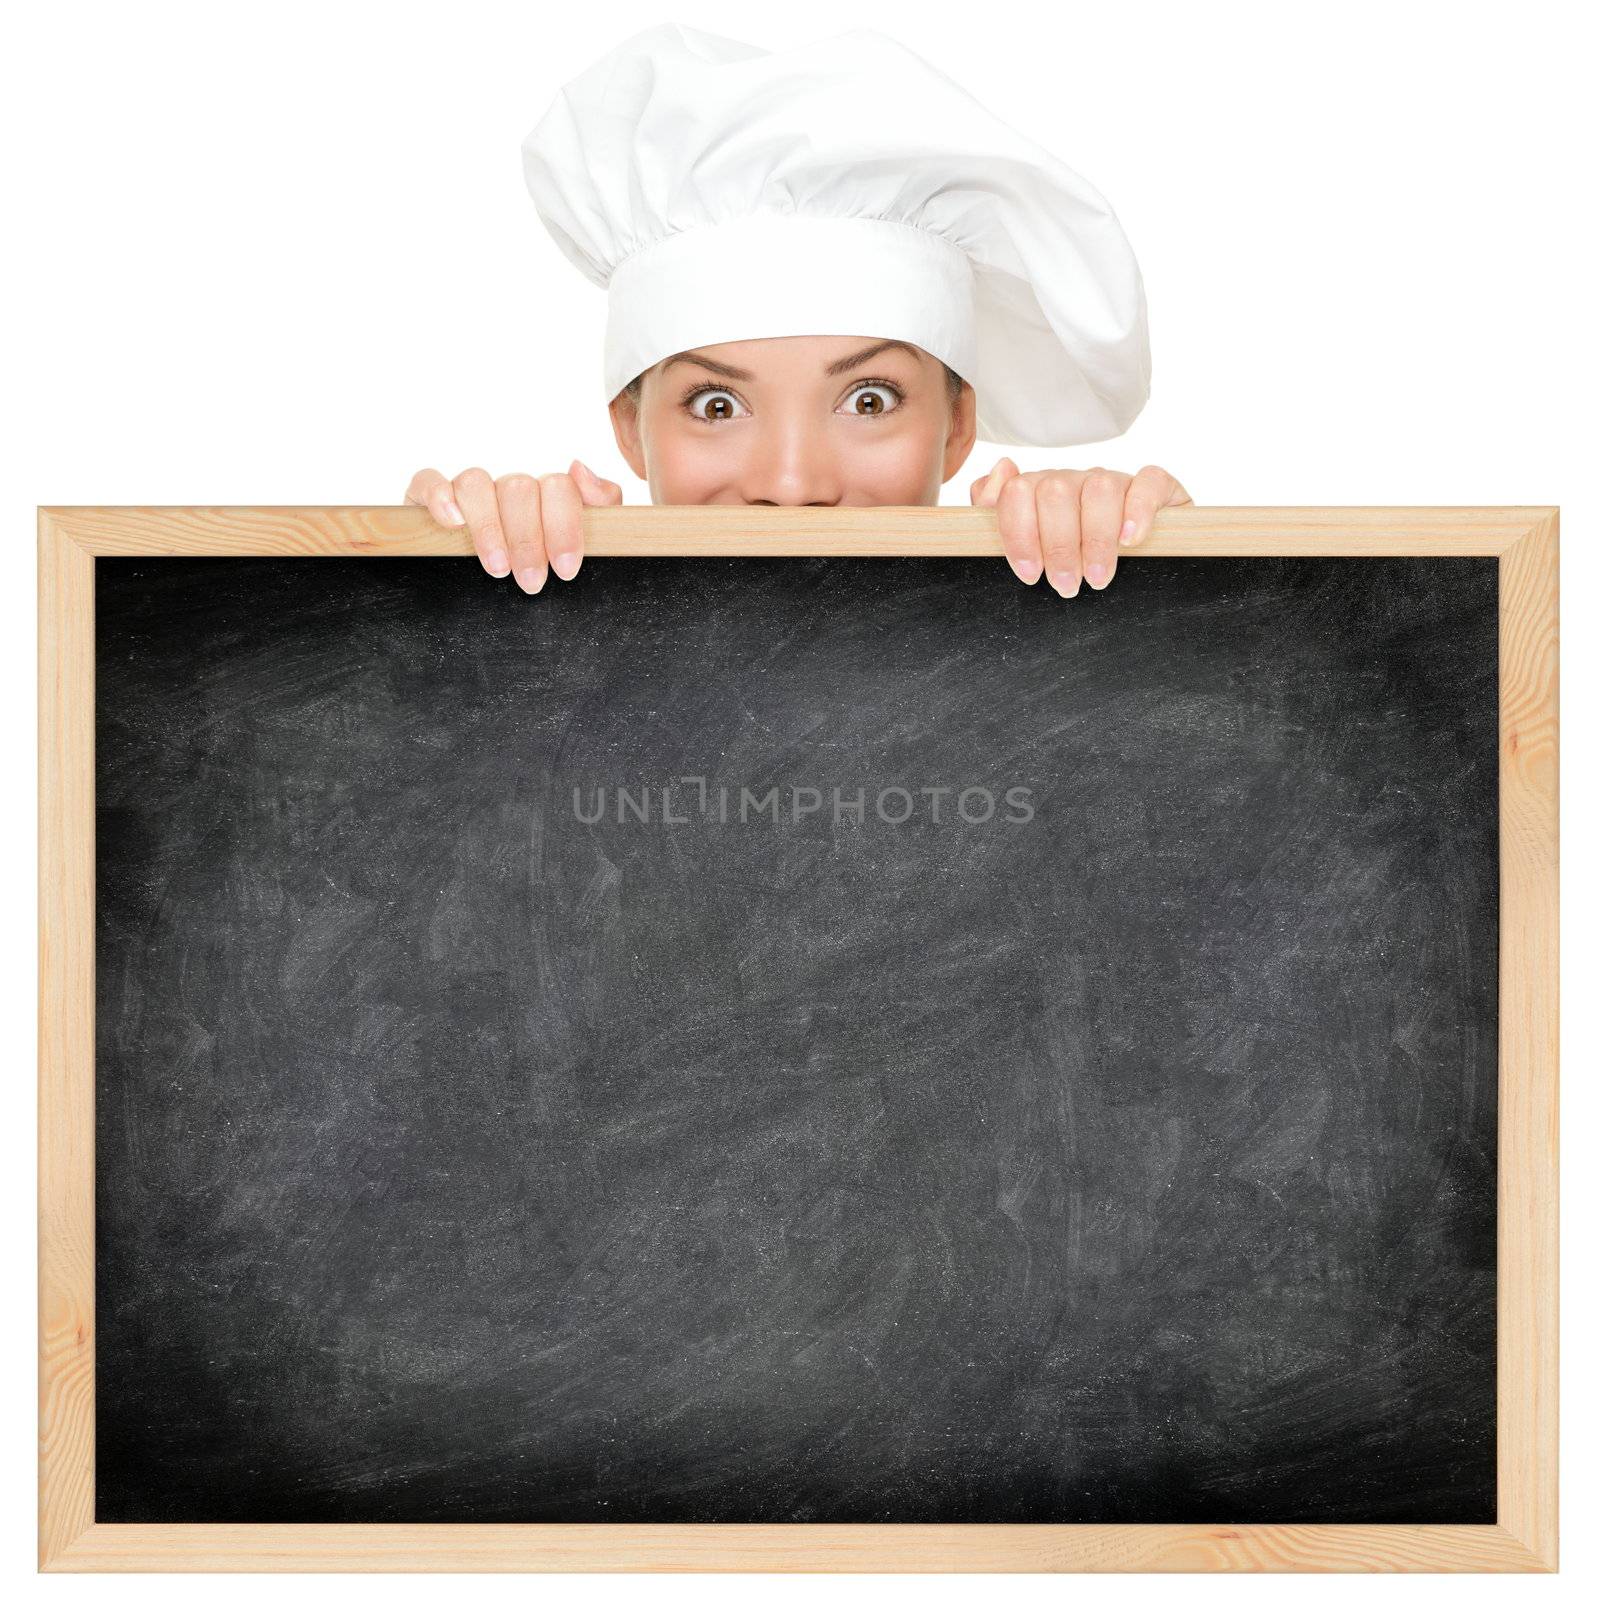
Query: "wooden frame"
38 505 1558 1573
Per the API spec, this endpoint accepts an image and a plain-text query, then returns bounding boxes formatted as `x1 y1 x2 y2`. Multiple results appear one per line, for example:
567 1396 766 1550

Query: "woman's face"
608 334 977 506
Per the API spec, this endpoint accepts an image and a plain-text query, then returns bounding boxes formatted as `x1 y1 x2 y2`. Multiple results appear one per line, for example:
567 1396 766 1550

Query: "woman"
409 23 1191 596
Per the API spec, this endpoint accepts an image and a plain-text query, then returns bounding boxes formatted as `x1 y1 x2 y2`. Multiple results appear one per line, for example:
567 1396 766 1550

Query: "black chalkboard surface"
94 553 1498 1526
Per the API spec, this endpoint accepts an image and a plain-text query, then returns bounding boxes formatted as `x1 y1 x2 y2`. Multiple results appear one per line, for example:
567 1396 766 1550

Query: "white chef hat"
520 22 1151 448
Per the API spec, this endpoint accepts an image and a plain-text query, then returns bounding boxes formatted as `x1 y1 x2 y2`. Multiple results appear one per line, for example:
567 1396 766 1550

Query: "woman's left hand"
969 460 1192 593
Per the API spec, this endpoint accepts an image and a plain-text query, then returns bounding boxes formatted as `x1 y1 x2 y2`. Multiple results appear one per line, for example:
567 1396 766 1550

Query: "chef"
407 21 1191 594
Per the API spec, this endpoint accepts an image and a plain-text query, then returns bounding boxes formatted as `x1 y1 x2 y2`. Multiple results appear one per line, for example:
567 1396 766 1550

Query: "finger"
453 468 510 578
540 472 585 581
1035 472 1083 598
974 459 1039 581
995 471 1042 588
1079 467 1128 589
496 473 547 594
969 455 1019 507
571 458 623 507
405 468 464 527
1120 465 1190 547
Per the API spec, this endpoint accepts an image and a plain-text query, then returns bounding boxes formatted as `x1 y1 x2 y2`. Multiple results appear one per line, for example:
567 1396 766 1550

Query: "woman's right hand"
405 460 623 593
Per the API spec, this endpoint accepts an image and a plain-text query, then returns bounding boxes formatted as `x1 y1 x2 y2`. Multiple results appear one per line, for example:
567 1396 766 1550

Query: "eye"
839 380 904 417
682 386 750 423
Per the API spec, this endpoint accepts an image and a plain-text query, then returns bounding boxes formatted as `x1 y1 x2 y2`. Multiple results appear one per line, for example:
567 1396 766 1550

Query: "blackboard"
94 552 1498 1526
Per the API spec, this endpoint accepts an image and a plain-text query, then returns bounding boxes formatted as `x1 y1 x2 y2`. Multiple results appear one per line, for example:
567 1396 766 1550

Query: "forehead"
690 333 925 362
657 335 932 382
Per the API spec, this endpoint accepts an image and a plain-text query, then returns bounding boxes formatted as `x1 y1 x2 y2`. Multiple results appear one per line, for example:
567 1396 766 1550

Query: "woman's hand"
405 460 623 593
969 460 1192 594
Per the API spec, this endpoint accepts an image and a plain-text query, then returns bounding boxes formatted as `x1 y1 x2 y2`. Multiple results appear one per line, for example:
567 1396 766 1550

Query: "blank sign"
93 552 1498 1526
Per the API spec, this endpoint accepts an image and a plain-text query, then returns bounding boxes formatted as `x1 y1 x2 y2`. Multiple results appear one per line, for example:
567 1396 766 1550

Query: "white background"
6 0 1592 1592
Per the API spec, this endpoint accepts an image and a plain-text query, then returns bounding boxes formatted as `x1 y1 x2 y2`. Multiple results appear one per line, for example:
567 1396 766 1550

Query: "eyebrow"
660 338 926 383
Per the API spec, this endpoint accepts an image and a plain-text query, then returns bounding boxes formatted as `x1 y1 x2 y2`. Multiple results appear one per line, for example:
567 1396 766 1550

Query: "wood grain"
40 503 1550 557
37 513 95 1569
37 506 1559 1572
43 1519 1552 1574
1497 510 1559 1570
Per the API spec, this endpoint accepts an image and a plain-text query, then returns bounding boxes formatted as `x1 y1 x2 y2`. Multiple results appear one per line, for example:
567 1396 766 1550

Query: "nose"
739 419 842 507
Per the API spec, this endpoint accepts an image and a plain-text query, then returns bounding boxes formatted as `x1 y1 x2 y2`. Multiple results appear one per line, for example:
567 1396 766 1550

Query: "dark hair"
623 358 966 406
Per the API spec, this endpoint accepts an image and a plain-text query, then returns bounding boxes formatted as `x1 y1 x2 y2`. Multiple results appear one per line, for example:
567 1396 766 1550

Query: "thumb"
969 456 1019 507
571 458 623 506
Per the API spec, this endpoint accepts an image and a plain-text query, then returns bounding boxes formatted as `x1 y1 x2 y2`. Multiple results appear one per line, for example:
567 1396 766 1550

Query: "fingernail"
1119 520 1138 545
552 551 581 580
1048 569 1076 596
1085 562 1109 587
516 567 546 594
438 499 464 526
483 549 510 578
1012 558 1042 584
